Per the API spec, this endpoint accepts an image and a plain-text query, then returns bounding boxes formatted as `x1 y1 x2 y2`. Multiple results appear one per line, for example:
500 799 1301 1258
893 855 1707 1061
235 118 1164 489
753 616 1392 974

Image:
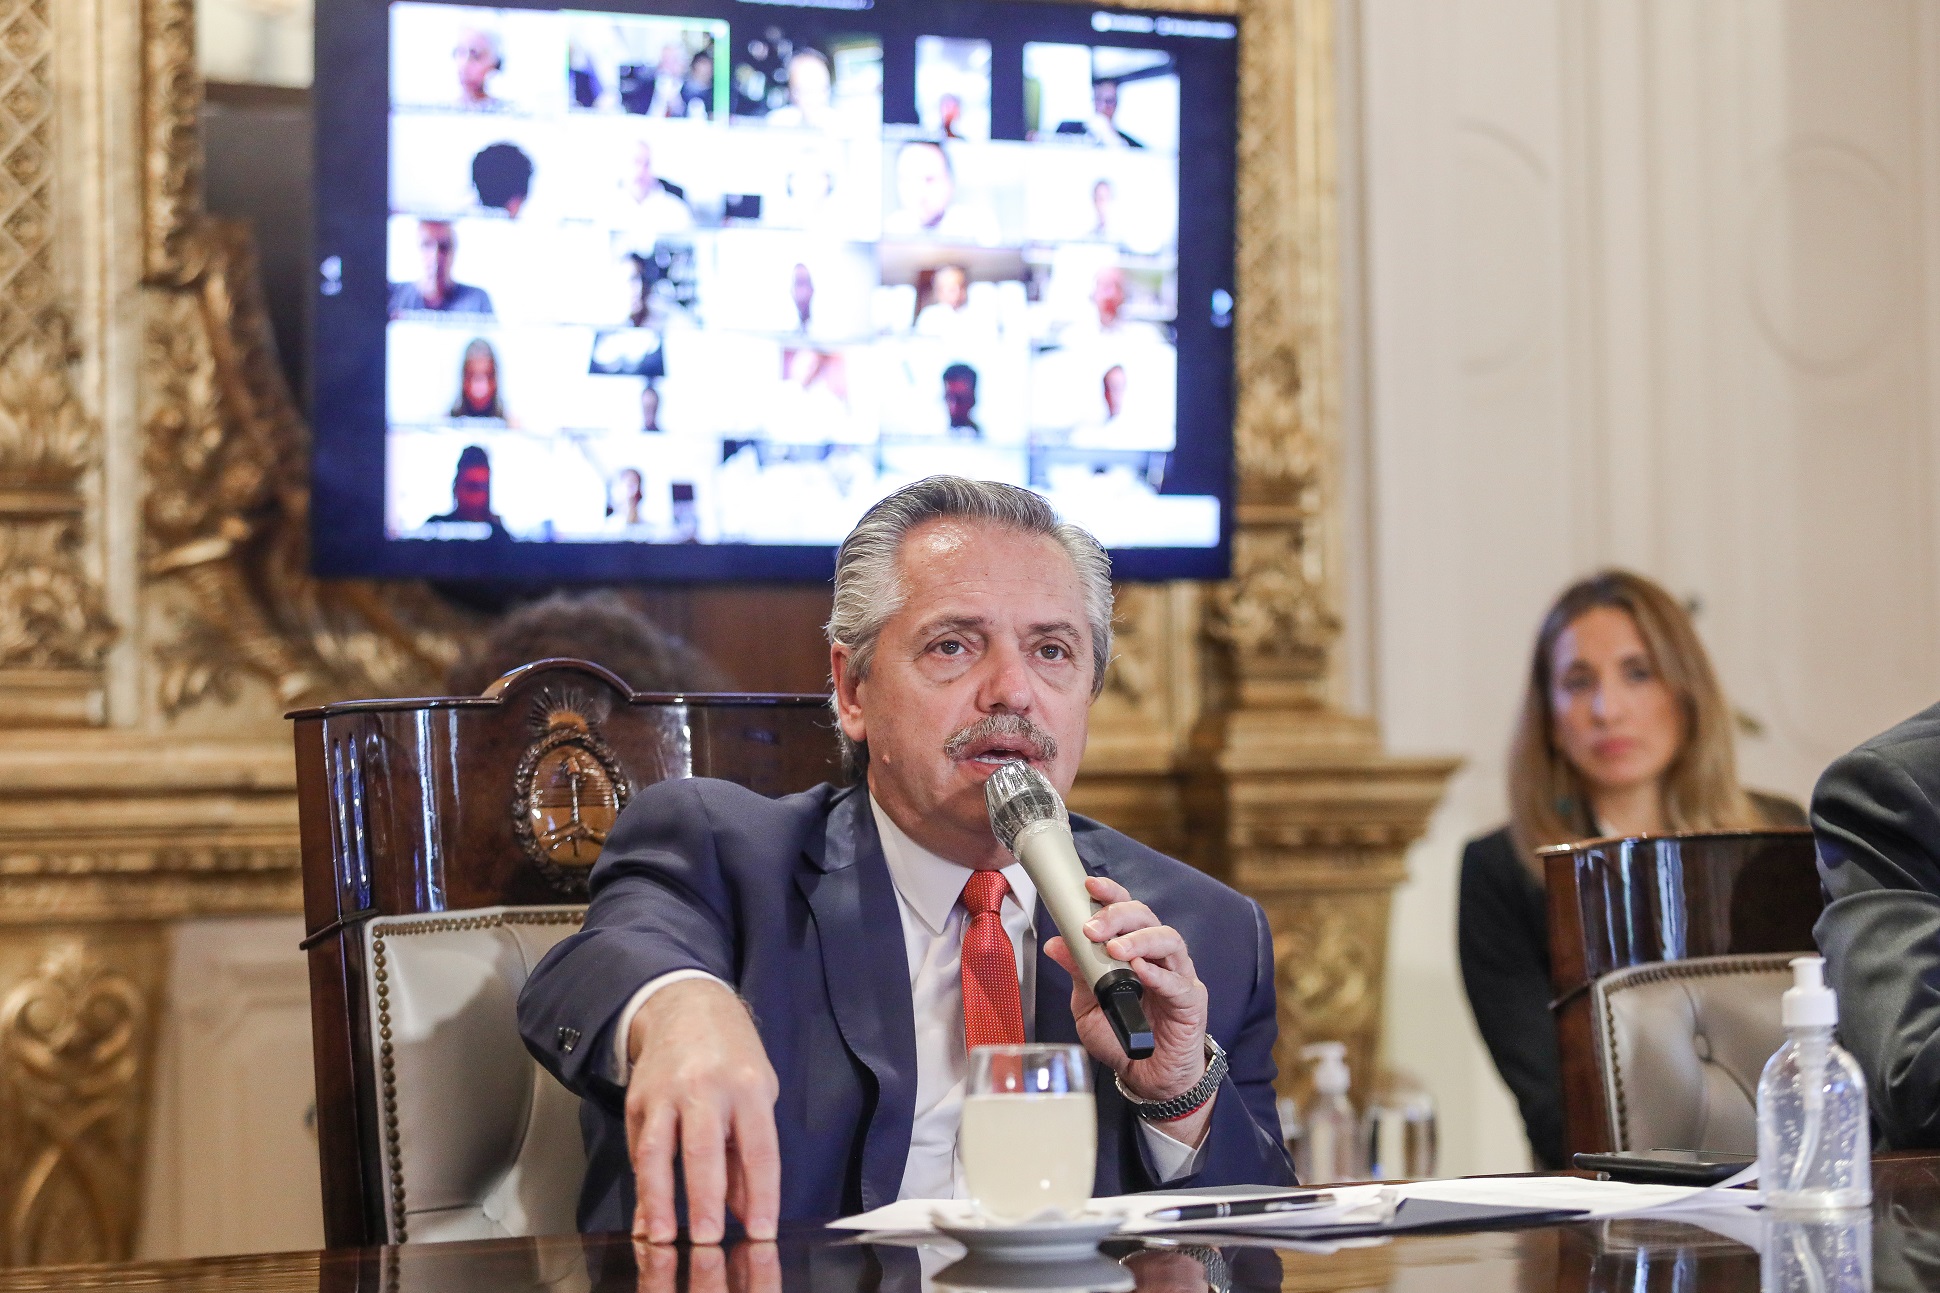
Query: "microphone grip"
1012 821 1157 1060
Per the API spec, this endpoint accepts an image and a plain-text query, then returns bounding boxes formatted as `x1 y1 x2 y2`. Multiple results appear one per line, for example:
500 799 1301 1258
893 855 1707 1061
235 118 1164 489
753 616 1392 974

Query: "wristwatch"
1175 1245 1233 1293
1116 1035 1228 1122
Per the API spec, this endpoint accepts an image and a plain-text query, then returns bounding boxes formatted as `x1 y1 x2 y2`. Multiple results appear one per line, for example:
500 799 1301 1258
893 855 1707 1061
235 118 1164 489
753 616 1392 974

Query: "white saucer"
931 1211 1126 1263
933 1250 1136 1292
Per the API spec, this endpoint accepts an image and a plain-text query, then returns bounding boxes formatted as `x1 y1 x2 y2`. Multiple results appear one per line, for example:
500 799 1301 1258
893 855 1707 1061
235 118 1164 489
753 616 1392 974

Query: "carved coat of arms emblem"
512 692 631 898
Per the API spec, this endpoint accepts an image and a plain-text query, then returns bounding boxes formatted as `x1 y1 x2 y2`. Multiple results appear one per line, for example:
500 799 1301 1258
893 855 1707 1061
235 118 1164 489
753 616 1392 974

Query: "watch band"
1174 1246 1233 1293
1117 1036 1228 1122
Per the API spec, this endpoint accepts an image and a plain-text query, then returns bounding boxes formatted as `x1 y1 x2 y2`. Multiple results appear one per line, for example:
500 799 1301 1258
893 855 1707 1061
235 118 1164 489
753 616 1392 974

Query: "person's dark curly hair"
444 591 731 696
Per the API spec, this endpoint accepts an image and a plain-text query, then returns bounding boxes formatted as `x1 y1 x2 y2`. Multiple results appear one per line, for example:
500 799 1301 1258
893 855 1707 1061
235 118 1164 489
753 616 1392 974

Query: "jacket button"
558 1026 580 1053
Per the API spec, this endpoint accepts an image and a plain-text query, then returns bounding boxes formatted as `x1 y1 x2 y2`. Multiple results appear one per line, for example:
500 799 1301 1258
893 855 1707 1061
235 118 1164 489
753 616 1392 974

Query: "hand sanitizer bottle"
1756 955 1871 1211
1295 1042 1361 1183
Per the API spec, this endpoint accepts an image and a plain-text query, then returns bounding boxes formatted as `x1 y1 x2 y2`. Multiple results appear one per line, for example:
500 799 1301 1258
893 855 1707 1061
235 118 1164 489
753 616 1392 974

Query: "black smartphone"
1572 1149 1753 1186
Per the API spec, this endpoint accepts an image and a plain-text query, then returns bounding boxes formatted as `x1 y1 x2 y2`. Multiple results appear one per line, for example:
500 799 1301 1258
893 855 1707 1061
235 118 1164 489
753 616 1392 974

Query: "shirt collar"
869 793 1037 937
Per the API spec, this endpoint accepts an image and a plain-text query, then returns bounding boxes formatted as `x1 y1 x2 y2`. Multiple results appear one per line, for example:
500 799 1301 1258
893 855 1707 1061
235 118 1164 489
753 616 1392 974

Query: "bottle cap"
1783 955 1838 1027
1301 1041 1351 1095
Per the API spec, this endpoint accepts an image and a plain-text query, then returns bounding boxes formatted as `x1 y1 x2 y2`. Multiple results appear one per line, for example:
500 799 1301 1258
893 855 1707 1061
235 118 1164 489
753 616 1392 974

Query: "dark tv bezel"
311 0 1240 583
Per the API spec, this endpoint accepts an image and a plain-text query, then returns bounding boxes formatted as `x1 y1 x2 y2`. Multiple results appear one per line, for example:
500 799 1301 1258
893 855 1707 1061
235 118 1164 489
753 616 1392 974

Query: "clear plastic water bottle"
1762 1211 1872 1293
1276 1094 1303 1165
1294 1042 1362 1183
1362 1080 1437 1180
1756 956 1871 1211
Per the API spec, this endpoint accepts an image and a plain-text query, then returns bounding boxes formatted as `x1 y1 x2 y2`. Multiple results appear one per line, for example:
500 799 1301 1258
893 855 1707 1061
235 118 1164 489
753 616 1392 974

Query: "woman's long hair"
1507 570 1757 871
450 338 506 419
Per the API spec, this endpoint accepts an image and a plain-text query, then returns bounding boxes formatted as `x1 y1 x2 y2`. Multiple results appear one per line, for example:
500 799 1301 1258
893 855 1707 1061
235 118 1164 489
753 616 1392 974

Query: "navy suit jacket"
518 777 1295 1233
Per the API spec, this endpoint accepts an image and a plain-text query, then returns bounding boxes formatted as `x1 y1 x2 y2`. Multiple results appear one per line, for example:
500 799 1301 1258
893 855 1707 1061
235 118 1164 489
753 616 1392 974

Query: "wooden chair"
1542 829 1821 1157
292 660 840 1246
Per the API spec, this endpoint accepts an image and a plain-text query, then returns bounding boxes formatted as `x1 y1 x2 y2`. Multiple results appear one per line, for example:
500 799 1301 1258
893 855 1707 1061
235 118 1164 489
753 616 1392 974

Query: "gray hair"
827 476 1114 777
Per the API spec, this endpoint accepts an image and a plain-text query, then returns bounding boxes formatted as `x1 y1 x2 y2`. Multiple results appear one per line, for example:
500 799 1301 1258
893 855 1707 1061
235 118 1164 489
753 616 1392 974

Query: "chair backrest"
364 907 587 1244
1590 953 1795 1154
292 660 841 1247
1542 829 1819 1157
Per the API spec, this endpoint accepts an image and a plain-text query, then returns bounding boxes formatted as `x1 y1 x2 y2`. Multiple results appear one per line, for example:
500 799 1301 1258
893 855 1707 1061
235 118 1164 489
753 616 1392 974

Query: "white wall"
1353 0 1940 1176
139 916 323 1258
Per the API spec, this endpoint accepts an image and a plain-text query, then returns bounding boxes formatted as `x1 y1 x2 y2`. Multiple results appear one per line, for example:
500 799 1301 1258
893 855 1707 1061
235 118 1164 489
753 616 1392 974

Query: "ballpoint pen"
1146 1191 1336 1222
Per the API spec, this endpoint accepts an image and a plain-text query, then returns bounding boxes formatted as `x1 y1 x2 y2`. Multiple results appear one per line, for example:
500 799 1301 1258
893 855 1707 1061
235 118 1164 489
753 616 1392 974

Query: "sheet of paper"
827 1188 1308 1235
828 1174 1762 1238
1389 1174 1760 1220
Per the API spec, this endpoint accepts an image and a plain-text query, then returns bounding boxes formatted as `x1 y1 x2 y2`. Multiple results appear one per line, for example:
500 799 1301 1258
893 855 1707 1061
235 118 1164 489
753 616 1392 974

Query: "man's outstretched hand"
625 979 781 1244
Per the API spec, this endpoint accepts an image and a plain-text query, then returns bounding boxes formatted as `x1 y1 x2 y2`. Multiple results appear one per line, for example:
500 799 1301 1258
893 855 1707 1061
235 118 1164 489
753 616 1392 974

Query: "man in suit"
1814 700 1940 1147
519 476 1294 1243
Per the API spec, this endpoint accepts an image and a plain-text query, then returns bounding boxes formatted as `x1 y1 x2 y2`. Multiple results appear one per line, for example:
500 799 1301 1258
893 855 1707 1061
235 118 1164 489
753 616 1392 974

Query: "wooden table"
7 1156 1939 1292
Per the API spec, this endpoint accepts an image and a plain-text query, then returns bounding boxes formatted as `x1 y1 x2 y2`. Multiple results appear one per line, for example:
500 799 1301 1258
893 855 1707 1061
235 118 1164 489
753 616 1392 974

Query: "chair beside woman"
1457 570 1804 1169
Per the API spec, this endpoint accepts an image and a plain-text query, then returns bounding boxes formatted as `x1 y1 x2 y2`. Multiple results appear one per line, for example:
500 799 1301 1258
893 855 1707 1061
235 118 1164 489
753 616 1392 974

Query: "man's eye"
934 640 963 656
1038 644 1067 661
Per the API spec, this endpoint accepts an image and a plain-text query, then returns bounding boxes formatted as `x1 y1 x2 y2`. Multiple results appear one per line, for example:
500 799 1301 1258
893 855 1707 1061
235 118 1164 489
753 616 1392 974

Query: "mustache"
942 713 1060 764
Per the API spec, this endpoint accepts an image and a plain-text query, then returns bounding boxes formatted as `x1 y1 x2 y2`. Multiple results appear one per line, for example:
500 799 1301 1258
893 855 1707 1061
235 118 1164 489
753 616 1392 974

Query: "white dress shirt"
608 795 1209 1199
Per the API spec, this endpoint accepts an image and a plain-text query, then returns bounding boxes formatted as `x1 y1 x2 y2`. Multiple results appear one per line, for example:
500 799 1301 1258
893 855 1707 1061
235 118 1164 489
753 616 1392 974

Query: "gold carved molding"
1219 0 1344 703
140 0 206 288
0 931 164 1267
0 0 60 352
0 0 114 728
140 221 464 716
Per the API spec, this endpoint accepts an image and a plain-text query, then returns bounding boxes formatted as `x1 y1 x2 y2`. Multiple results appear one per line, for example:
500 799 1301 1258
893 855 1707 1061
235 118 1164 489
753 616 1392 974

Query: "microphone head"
984 760 1069 853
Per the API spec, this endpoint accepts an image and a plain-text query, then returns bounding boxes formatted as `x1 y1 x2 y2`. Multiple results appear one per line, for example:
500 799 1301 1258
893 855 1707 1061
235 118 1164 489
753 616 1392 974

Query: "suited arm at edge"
1813 742 1940 1147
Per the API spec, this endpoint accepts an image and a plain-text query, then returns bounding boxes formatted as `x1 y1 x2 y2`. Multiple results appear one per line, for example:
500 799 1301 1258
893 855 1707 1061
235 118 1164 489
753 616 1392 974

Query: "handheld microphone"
984 760 1155 1060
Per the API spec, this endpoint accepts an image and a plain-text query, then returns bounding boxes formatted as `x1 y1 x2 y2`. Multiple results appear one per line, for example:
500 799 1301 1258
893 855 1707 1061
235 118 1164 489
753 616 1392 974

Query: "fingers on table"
679 1098 731 1243
730 1088 782 1239
634 1237 680 1293
631 1097 681 1243
730 1243 782 1293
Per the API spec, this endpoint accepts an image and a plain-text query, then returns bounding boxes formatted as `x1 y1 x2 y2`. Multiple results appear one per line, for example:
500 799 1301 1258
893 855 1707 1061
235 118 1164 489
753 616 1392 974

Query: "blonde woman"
1456 570 1803 1168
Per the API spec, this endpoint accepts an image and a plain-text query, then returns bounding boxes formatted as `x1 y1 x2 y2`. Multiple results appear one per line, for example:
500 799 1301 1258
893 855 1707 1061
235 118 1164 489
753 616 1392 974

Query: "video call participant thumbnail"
615 140 694 251
389 219 494 319
1057 78 1144 148
517 477 1294 1239
942 362 981 438
425 444 511 542
452 25 509 113
915 264 990 340
624 40 714 118
607 467 647 530
884 141 1001 245
473 141 534 217
450 338 510 422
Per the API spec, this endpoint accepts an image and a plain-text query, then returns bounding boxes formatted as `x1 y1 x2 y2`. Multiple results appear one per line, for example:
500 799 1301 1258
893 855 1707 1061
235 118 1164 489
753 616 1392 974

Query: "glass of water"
961 1044 1096 1221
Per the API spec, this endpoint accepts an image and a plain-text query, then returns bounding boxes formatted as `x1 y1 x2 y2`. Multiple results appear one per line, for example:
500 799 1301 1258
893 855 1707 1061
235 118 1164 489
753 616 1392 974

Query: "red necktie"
960 870 1026 1051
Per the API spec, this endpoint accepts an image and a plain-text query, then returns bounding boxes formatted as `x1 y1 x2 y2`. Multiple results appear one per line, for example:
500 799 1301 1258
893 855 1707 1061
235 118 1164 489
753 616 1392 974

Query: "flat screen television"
312 0 1239 582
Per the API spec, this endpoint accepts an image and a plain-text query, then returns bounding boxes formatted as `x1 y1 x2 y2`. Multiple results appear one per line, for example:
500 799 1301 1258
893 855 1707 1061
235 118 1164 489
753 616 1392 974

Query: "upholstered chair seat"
1589 953 1795 1154
363 906 588 1243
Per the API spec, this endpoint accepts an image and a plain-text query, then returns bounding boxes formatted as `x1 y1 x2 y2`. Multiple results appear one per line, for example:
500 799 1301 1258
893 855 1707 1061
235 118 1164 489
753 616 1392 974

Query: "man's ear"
830 642 867 746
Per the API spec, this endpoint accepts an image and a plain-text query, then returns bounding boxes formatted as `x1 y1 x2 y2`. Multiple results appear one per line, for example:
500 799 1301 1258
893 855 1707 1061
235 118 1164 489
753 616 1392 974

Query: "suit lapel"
796 788 918 1212
1032 902 1079 1044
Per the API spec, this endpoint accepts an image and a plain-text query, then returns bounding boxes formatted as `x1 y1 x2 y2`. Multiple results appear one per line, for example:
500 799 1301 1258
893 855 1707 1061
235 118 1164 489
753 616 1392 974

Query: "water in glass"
961 1044 1096 1220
